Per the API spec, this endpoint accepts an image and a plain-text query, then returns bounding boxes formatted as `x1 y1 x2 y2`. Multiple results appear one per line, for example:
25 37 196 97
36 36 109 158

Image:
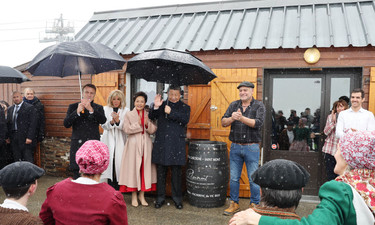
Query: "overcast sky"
0 0 221 68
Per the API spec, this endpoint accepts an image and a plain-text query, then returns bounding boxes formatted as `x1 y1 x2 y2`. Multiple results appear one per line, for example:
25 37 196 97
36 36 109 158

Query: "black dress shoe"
175 202 183 209
154 201 165 209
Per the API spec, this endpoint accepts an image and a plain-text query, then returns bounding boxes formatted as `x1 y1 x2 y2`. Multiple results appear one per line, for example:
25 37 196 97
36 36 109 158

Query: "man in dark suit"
0 106 6 168
149 85 190 210
6 91 37 163
64 84 106 179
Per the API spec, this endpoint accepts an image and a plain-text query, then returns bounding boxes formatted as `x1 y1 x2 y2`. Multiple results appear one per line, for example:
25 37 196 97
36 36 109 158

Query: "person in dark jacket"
249 159 310 220
6 91 37 163
23 88 45 167
0 106 6 169
63 84 106 179
149 85 190 210
23 88 45 143
0 101 12 168
278 121 295 150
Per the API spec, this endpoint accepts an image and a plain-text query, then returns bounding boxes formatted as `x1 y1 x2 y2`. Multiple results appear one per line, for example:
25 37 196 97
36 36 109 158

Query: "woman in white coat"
100 90 129 188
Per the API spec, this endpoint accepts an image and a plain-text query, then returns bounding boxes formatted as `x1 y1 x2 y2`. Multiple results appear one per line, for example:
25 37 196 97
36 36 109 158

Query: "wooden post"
369 68 375 114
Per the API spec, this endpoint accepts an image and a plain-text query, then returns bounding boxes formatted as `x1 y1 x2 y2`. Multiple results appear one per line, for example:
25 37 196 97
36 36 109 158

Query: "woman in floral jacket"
230 130 375 225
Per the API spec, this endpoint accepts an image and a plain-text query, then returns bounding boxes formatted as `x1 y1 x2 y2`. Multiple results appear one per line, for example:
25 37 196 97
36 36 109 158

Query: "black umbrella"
0 65 30 83
26 40 126 98
126 49 216 86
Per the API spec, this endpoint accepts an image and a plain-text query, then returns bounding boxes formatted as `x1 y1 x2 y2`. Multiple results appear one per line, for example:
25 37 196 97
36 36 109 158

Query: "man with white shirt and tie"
63 84 106 179
336 88 375 138
6 91 37 163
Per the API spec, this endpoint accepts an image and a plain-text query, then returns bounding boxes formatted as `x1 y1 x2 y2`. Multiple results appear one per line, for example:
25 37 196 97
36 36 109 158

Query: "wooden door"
210 68 257 197
92 72 119 134
369 67 375 113
92 72 119 106
187 84 211 140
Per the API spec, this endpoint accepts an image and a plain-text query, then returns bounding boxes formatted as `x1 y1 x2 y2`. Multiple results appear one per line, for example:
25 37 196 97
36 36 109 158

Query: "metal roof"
75 0 375 54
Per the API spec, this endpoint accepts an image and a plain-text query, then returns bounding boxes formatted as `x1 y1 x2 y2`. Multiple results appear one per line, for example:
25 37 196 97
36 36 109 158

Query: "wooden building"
2 0 375 196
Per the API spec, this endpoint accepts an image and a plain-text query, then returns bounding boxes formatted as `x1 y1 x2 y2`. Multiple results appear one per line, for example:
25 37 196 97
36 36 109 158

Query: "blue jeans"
229 143 260 204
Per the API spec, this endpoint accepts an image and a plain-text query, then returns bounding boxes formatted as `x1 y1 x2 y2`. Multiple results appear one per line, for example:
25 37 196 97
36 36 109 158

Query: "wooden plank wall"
0 83 22 106
18 72 91 137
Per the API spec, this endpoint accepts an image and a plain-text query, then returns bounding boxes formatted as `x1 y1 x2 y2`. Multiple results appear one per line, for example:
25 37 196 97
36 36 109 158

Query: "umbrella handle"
78 71 84 114
78 71 83 99
165 99 168 119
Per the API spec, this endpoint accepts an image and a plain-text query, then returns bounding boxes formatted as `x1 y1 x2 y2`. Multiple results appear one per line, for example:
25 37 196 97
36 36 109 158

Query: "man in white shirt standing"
336 88 375 138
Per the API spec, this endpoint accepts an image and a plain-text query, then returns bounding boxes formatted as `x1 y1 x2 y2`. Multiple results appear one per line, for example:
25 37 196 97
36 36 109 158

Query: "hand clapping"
82 99 93 112
111 112 120 123
232 109 242 121
144 113 149 125
331 111 337 123
77 99 93 114
77 102 85 114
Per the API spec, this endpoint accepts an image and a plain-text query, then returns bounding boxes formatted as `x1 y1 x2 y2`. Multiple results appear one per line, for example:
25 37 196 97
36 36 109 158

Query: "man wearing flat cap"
229 159 310 224
222 81 265 216
0 161 45 224
250 159 309 219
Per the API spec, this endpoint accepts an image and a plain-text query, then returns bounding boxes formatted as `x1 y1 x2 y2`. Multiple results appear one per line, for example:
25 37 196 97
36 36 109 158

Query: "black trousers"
70 139 86 179
10 132 34 163
0 142 13 169
324 153 338 181
156 164 182 204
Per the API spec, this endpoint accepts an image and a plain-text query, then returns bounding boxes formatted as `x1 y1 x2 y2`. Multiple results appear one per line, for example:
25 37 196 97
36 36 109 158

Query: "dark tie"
13 105 19 130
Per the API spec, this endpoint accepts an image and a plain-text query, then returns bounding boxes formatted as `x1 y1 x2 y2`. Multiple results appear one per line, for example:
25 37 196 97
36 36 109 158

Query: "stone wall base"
41 137 73 177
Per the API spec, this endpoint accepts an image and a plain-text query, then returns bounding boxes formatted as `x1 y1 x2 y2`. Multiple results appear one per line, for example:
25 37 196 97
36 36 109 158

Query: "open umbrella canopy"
126 49 216 86
26 40 126 77
0 65 30 83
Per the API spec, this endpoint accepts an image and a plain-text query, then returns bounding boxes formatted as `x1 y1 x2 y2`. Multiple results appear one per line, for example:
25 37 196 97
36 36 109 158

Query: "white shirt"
349 185 375 224
71 177 99 185
336 107 375 138
287 130 294 144
0 199 28 211
12 101 23 119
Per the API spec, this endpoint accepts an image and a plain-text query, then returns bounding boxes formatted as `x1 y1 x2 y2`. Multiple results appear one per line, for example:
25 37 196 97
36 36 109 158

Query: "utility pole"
39 14 75 43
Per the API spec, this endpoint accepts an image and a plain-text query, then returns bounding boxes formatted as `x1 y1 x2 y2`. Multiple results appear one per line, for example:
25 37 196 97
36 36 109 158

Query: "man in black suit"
0 106 6 168
64 84 106 179
6 91 37 163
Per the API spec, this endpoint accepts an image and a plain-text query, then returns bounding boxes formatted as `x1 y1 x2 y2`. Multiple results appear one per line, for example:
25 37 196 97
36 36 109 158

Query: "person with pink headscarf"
229 130 375 225
39 140 128 225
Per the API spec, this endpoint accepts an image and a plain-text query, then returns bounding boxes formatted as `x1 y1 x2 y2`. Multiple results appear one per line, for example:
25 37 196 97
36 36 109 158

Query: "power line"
0 38 39 43
0 19 87 26
0 27 45 31
0 20 45 25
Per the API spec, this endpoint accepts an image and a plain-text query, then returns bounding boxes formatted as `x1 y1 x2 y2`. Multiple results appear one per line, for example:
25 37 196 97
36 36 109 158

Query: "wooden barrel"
186 141 229 208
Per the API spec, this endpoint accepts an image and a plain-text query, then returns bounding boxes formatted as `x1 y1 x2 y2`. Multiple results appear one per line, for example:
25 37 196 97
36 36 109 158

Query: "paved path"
0 176 318 225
